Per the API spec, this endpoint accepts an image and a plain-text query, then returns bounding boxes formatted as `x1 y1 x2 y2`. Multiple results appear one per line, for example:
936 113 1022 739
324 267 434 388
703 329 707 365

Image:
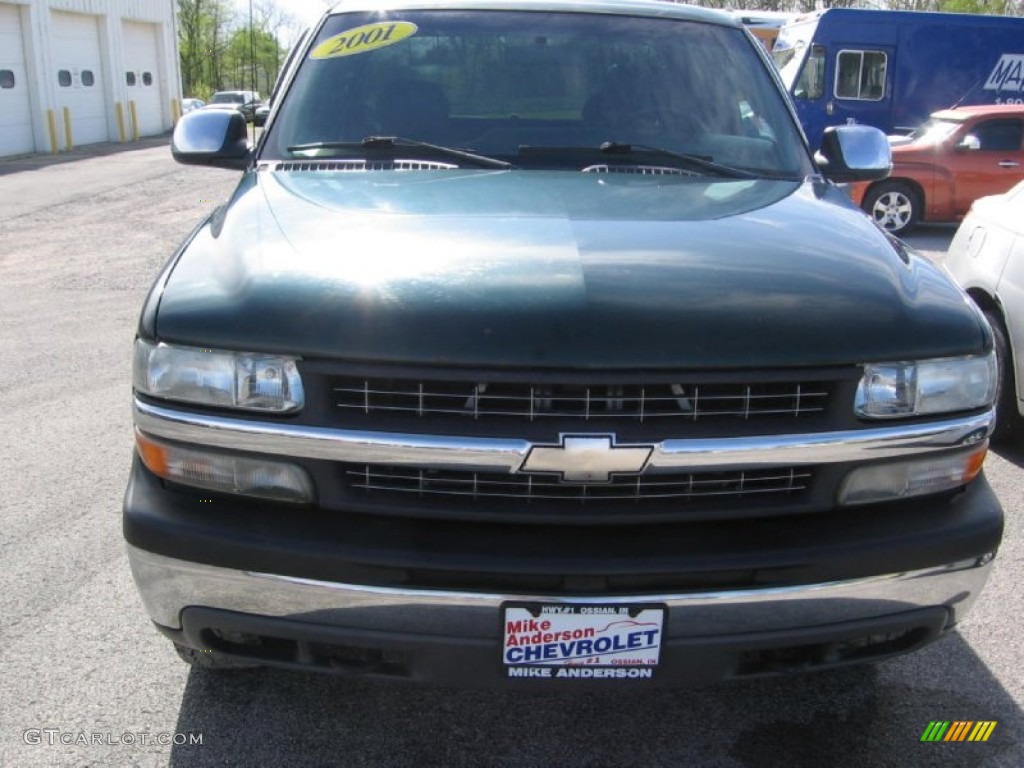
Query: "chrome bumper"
128 545 994 636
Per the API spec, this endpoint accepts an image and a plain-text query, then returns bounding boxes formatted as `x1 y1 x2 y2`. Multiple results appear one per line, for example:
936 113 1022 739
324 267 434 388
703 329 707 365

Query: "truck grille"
331 378 830 424
345 465 813 503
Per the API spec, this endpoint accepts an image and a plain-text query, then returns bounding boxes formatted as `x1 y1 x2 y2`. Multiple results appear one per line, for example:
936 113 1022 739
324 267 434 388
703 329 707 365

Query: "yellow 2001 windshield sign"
311 22 418 59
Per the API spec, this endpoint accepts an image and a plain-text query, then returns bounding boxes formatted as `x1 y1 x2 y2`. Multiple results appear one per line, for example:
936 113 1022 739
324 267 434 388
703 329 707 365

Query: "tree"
251 0 300 94
227 26 283 97
177 0 294 99
177 0 206 98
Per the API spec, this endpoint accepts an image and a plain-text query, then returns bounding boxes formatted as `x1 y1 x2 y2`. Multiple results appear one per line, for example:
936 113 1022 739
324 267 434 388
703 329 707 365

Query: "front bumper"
124 438 1002 686
129 545 992 687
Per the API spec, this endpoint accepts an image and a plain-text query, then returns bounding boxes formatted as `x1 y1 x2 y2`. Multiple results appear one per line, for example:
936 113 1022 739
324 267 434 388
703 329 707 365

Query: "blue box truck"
772 8 1024 148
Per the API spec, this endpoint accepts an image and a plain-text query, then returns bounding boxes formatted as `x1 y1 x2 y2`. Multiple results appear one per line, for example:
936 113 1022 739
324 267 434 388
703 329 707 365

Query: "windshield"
908 118 961 145
772 19 819 90
268 10 810 177
213 92 245 104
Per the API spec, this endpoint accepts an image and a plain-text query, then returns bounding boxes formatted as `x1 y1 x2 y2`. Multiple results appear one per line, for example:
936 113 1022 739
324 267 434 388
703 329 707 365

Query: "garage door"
122 21 163 137
51 11 109 146
0 4 34 156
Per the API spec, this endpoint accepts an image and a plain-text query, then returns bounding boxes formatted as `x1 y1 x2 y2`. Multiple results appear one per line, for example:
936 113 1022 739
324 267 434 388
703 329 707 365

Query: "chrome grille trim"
260 159 458 172
133 399 994 473
346 465 813 502
331 379 830 422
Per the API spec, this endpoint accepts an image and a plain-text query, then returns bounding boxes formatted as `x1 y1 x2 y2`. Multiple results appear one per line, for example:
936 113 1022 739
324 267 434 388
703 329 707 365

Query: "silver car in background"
180 97 205 113
946 180 1024 441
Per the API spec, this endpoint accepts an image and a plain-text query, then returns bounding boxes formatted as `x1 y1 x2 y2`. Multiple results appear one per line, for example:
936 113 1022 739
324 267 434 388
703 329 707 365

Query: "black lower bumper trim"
165 605 950 688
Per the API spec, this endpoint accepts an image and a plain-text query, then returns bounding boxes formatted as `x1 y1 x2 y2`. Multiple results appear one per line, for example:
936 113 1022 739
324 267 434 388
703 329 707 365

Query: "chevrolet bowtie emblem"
520 435 654 484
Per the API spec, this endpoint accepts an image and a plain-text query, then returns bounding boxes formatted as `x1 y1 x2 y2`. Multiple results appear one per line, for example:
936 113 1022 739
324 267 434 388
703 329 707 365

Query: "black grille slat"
581 164 698 177
346 466 812 503
260 159 458 172
332 379 829 423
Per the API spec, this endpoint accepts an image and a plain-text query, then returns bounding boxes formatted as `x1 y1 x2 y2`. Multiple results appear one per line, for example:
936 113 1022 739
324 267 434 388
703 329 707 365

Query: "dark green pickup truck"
124 0 1003 687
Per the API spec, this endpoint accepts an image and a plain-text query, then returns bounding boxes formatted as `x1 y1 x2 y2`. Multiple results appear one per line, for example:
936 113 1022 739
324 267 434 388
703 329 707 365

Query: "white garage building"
0 0 181 157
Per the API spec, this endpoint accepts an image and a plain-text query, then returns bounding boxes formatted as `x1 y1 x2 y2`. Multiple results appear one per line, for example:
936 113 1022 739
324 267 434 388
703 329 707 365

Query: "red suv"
850 104 1024 236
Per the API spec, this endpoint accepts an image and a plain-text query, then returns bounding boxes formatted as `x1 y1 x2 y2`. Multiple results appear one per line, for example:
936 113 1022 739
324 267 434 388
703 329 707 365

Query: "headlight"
136 430 314 503
855 354 996 418
133 340 304 412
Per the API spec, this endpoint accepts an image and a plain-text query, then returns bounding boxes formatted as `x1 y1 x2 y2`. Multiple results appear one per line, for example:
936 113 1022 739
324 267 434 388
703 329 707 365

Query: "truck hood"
152 169 986 369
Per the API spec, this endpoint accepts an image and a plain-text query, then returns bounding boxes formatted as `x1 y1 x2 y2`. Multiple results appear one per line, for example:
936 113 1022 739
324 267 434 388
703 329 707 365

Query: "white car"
945 180 1024 441
180 98 205 114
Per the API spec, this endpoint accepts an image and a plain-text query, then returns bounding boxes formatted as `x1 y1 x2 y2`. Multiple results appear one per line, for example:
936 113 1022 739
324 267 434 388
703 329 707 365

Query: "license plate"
502 603 664 680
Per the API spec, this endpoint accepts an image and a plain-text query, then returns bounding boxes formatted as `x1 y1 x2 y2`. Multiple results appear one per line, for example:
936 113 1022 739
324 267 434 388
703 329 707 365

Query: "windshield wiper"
597 142 757 179
286 136 513 170
515 142 760 178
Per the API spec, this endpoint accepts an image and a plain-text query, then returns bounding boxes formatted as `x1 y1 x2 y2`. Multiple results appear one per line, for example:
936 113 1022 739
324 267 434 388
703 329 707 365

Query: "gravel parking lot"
1 141 1022 768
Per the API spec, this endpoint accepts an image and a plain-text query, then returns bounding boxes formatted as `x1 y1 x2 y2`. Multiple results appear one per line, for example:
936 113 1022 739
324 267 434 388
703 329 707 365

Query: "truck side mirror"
956 135 981 152
814 124 891 183
171 109 252 171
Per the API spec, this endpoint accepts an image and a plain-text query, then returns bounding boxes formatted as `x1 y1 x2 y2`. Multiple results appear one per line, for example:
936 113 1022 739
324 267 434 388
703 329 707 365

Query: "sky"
230 0 329 49
233 0 330 31
279 0 332 26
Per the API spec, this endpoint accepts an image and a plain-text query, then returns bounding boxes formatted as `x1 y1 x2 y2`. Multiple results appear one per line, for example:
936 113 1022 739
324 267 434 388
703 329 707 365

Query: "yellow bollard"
129 100 140 140
62 106 73 151
115 102 126 142
171 98 181 126
46 109 59 153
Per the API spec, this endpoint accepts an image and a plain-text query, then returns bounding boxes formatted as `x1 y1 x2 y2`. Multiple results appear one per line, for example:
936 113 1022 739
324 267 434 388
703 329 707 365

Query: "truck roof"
324 0 735 28
931 104 1024 122
789 7 1024 27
